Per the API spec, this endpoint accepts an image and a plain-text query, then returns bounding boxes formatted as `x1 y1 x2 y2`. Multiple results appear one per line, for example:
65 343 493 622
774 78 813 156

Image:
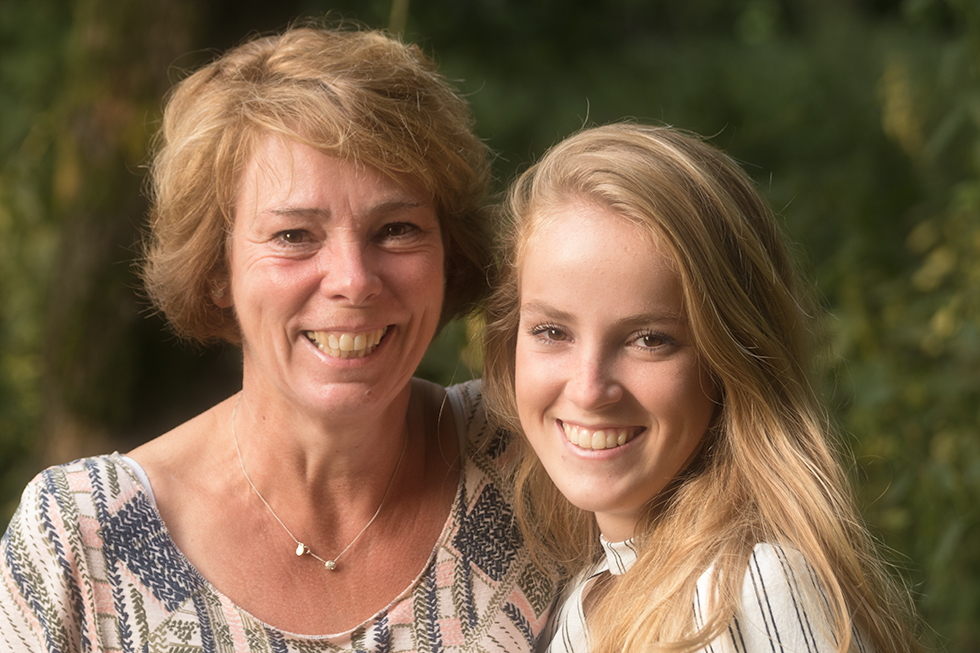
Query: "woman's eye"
633 332 673 349
274 230 309 245
531 325 568 342
381 222 418 239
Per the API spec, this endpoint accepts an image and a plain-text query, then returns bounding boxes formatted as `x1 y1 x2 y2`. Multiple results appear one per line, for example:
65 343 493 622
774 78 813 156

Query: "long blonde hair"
483 123 920 653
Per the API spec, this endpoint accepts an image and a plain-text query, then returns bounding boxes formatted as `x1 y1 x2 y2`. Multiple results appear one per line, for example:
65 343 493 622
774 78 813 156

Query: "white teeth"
563 423 636 451
306 327 387 359
591 431 606 450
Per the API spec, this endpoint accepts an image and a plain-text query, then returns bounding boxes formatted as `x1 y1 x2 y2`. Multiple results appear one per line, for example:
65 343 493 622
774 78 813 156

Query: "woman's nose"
319 241 383 304
563 351 623 410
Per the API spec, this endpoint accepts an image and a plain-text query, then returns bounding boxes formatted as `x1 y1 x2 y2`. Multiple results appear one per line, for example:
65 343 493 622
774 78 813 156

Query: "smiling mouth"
561 421 640 450
305 327 388 359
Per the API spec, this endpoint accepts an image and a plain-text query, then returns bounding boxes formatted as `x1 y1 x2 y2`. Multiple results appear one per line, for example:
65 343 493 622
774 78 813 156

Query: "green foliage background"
1 0 977 649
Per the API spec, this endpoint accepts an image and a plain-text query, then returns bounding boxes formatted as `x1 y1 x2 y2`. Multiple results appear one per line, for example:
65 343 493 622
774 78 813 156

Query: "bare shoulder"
127 395 238 506
124 395 255 594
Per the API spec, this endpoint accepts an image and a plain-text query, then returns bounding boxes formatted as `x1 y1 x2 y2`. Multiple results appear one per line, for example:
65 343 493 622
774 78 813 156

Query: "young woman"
483 123 921 653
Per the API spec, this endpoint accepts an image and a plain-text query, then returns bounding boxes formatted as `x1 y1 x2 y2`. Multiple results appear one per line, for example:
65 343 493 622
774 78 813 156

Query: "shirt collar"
599 535 638 576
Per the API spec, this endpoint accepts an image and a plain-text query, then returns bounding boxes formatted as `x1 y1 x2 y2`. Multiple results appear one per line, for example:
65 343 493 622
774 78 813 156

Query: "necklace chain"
230 393 407 571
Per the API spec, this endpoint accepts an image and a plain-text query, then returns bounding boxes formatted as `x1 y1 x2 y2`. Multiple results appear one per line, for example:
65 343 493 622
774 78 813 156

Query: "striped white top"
544 539 871 653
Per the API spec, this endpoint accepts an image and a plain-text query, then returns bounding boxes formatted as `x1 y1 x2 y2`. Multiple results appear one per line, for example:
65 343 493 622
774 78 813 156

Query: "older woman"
1 26 554 652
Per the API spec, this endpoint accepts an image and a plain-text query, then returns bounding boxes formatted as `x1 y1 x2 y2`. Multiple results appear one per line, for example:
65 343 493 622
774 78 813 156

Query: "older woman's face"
226 136 444 418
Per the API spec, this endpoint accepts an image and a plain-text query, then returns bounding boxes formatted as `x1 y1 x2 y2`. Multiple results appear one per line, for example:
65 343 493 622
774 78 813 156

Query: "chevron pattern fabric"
1 380 556 652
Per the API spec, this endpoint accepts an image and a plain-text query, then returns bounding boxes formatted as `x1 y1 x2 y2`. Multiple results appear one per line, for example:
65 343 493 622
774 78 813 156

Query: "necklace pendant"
232 393 408 579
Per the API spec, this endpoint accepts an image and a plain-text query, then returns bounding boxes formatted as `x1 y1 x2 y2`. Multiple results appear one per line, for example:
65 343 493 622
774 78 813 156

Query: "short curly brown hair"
141 25 492 343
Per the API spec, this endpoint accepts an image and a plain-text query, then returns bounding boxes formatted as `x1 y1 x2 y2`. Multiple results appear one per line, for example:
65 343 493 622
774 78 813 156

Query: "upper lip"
303 323 390 335
304 320 390 332
559 419 643 433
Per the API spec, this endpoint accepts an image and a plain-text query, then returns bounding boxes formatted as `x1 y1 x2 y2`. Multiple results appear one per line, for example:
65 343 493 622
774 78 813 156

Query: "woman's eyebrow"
267 207 330 219
618 310 686 326
519 300 573 322
520 300 684 326
366 200 429 217
266 200 428 220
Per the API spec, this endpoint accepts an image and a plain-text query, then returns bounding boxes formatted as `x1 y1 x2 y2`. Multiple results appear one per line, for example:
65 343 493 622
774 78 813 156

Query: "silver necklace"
230 393 407 571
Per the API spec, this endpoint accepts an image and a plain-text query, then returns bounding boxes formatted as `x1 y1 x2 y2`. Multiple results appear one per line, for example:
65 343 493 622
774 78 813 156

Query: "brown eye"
275 230 308 244
530 325 569 342
381 222 419 240
632 331 676 350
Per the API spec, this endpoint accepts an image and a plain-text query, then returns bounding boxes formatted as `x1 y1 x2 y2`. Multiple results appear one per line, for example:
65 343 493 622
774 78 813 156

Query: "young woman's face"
514 200 718 541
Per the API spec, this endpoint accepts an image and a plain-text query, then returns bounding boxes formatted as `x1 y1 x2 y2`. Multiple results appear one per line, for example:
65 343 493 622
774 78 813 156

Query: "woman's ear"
211 280 232 309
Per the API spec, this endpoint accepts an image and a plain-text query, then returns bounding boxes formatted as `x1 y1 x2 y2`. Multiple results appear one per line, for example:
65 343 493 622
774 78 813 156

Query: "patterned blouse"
546 537 871 653
0 381 556 653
